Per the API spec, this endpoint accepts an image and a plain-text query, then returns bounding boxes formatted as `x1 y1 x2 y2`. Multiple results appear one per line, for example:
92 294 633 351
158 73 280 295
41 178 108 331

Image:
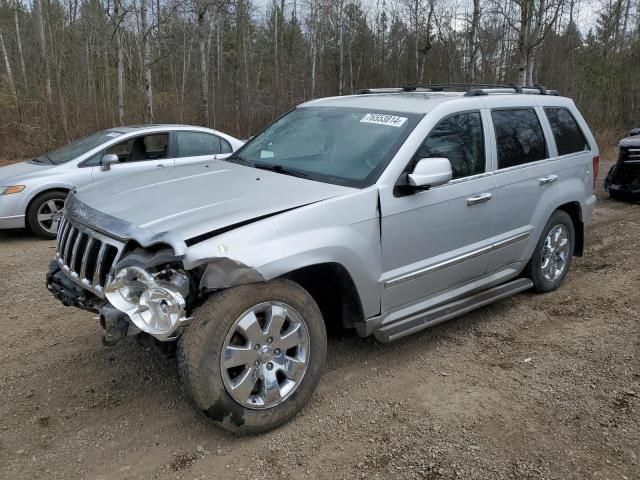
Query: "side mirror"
407 158 452 189
100 154 120 172
630 128 640 137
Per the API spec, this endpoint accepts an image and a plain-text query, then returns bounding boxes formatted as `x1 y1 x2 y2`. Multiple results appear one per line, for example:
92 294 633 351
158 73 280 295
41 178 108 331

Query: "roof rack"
354 84 559 96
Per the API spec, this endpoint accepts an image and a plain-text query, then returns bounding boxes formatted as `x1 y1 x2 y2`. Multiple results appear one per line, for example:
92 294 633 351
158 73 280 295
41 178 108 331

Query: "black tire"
177 278 327 434
26 190 68 239
525 209 575 293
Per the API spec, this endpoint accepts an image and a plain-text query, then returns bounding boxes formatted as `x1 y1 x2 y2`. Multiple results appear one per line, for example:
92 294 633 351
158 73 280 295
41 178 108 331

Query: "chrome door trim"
384 231 530 289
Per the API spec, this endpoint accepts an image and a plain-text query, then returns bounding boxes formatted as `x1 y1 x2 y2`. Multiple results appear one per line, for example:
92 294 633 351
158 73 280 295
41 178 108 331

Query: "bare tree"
140 0 153 122
34 0 53 104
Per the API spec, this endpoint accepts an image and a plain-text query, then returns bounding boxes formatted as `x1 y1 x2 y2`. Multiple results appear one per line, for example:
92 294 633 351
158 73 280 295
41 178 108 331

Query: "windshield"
47 131 124 164
234 107 421 187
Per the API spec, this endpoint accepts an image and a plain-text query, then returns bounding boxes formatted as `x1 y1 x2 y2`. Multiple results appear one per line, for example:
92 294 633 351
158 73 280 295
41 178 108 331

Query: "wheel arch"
24 187 72 232
282 262 366 335
556 201 584 257
25 187 71 213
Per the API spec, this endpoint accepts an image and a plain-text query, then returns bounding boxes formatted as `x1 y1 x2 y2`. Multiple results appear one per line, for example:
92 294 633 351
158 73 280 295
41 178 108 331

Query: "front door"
380 111 495 312
91 132 174 182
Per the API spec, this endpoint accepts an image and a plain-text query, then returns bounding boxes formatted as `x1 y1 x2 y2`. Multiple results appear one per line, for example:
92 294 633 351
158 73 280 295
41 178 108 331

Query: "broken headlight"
105 266 189 340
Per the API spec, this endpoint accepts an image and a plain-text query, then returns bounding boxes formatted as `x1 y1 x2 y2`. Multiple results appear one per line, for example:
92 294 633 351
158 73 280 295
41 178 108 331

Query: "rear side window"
176 132 232 157
413 111 485 179
544 107 589 155
492 109 547 169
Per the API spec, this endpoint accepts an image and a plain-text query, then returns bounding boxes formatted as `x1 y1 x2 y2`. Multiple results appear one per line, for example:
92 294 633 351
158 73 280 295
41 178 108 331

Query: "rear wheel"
177 279 326 434
525 210 575 293
26 190 68 239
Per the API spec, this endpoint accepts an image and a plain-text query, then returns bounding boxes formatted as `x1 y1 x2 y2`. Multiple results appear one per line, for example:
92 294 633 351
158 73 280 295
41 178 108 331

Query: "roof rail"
354 84 559 96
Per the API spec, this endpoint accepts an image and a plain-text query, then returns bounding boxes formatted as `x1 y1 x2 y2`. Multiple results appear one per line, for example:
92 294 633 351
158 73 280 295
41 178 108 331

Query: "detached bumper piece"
46 260 103 313
605 152 640 203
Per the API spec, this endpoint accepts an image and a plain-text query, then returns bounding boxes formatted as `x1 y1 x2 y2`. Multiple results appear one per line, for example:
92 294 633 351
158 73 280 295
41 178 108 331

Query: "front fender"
185 189 382 318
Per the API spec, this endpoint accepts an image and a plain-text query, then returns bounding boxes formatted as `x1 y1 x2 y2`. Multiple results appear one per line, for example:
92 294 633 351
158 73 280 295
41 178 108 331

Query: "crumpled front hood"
74 160 354 243
0 161 58 184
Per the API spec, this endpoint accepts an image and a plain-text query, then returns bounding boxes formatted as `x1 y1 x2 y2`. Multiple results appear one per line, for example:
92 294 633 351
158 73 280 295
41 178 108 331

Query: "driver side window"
105 133 169 163
412 112 485 180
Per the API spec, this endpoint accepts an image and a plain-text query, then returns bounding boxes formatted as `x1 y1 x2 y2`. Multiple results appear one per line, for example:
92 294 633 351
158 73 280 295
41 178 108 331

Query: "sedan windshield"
47 131 124 164
234 107 421 187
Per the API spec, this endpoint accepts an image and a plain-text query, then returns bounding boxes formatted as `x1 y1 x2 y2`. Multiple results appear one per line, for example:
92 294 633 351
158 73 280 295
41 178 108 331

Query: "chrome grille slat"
54 215 124 298
63 227 77 264
80 237 94 280
93 243 108 287
59 220 71 255
69 232 83 274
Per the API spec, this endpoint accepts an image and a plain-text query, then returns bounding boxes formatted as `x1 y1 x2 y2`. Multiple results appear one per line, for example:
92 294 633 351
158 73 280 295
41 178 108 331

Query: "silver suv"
46 85 598 433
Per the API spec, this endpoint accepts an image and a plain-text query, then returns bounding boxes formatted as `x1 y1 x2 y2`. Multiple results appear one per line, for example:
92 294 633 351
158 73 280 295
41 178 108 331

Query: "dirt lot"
0 162 638 480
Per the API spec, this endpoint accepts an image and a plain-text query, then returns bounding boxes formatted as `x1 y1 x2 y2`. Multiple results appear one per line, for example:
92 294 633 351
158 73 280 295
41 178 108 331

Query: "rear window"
544 107 589 155
177 131 231 157
492 108 547 169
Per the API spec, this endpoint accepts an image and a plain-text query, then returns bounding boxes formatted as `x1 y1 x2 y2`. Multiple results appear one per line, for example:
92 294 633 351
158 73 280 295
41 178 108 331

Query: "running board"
374 278 533 342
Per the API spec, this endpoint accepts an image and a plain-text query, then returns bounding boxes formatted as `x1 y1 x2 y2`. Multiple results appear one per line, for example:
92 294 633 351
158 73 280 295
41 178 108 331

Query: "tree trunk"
516 2 529 86
526 50 535 86
0 31 18 110
338 0 344 95
273 0 279 107
13 9 27 86
468 0 480 83
140 0 153 123
198 11 209 126
34 0 52 104
114 0 125 125
309 0 317 97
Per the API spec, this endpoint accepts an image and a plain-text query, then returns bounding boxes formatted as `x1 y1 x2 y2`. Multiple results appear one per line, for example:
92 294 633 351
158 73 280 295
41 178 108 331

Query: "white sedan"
0 125 243 238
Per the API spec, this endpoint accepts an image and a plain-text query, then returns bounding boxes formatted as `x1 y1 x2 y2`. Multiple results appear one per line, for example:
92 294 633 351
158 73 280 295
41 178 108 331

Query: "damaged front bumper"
47 260 138 345
47 259 191 345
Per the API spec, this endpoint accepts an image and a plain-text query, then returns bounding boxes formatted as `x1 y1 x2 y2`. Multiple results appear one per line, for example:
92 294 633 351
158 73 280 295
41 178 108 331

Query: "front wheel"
525 209 575 293
26 190 68 239
177 279 327 434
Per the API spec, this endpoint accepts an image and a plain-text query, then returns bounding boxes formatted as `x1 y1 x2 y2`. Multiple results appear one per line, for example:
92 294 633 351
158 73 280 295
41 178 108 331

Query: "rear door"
174 131 234 166
91 132 174 182
486 107 555 272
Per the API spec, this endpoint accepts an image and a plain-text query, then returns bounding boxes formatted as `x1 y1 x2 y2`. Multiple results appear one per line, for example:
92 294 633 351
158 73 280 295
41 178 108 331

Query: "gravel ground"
0 161 638 480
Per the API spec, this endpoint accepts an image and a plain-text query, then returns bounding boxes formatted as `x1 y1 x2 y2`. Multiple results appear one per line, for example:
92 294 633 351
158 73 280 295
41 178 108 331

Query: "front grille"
620 147 640 162
55 216 124 297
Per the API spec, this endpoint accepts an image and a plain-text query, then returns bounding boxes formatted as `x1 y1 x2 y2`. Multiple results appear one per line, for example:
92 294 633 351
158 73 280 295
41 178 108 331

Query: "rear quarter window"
492 108 547 169
544 107 590 155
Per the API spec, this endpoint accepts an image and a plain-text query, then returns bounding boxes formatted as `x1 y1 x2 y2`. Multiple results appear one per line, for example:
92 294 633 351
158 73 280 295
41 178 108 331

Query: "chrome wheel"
541 224 570 281
37 199 65 235
220 301 310 410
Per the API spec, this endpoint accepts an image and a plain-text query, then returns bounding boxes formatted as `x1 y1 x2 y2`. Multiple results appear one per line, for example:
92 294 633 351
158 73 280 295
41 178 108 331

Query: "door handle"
466 193 492 206
156 164 165 168
539 174 558 185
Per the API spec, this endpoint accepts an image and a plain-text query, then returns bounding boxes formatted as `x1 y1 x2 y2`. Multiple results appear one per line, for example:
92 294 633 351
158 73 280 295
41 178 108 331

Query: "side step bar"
375 278 533 342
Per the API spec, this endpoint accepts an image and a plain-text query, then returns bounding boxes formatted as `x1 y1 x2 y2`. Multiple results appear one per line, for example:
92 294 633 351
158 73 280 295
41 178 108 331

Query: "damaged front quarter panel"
199 257 265 290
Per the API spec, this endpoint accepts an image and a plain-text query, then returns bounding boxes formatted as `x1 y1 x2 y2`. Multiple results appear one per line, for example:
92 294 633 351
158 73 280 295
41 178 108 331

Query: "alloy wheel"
220 302 310 409
37 199 66 235
540 224 570 281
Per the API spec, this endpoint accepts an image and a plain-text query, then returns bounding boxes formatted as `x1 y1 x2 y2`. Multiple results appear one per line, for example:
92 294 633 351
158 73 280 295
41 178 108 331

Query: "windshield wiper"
224 153 252 166
253 163 309 179
32 155 54 165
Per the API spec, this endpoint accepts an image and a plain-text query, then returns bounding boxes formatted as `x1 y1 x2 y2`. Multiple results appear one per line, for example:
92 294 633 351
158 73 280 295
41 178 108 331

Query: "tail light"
592 155 599 189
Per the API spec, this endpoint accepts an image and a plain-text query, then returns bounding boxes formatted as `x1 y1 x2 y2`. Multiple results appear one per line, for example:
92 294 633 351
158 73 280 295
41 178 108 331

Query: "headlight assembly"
1 185 26 195
105 266 189 340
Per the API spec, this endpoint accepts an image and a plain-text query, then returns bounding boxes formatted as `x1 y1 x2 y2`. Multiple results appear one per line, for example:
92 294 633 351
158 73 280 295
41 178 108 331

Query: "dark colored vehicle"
605 128 640 202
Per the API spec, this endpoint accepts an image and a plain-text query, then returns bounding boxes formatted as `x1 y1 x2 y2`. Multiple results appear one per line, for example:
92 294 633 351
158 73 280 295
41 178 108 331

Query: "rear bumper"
582 194 597 223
